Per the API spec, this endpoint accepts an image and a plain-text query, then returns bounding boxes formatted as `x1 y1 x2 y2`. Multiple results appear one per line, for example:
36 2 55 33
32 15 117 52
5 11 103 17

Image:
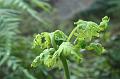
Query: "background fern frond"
0 9 20 66
0 0 51 23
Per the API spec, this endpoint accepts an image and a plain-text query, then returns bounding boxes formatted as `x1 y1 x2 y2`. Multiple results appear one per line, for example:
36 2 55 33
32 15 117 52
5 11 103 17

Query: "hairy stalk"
51 36 70 79
60 55 70 79
60 26 79 79
67 26 79 42
51 33 70 79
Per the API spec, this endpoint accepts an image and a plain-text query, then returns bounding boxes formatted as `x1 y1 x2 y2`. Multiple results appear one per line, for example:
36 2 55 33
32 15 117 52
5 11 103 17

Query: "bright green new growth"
33 32 51 49
31 16 109 79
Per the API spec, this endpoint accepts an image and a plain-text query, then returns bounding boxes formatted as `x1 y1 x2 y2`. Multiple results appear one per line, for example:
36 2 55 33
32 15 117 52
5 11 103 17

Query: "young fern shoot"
31 16 109 79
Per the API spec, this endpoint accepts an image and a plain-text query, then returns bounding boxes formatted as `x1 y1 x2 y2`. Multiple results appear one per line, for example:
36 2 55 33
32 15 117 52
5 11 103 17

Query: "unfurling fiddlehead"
31 16 109 79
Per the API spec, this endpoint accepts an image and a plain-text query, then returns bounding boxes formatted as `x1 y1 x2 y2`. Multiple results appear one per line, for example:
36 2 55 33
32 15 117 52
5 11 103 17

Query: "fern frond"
0 0 51 23
0 9 20 66
7 56 37 79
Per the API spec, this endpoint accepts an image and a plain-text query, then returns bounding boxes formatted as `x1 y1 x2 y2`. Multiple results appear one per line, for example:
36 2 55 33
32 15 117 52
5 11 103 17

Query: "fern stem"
60 55 70 79
67 26 79 42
